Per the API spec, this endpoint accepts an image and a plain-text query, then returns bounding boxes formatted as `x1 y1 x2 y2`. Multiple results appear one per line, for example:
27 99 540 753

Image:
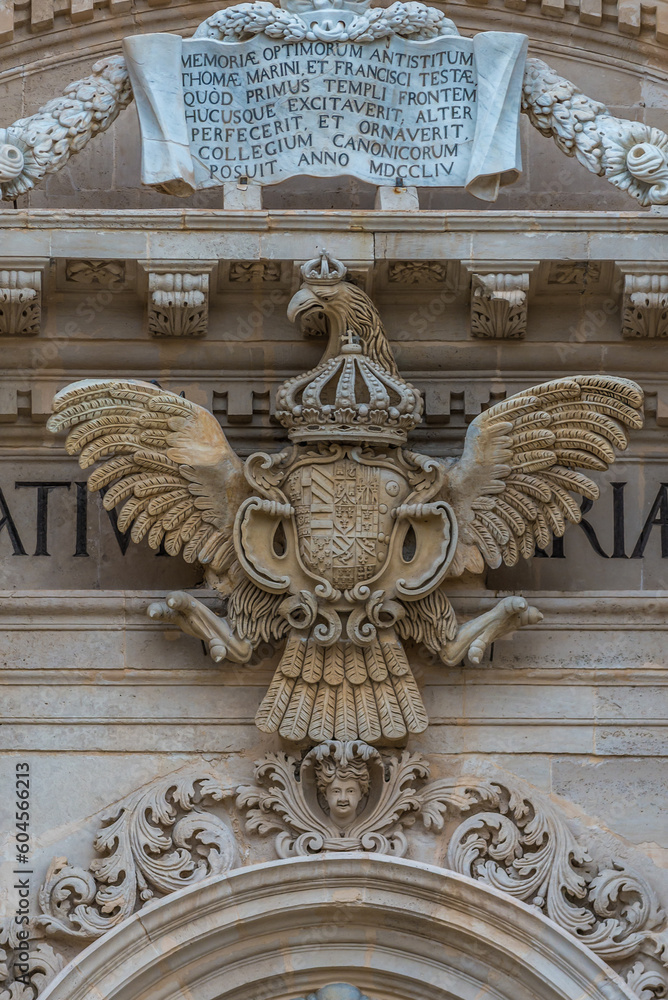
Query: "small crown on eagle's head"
275 332 423 446
301 249 347 286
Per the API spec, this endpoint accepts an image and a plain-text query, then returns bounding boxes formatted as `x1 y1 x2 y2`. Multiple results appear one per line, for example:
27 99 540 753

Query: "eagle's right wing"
47 379 249 586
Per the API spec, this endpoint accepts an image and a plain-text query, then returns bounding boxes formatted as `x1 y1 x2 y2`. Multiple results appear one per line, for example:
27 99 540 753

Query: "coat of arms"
48 251 643 745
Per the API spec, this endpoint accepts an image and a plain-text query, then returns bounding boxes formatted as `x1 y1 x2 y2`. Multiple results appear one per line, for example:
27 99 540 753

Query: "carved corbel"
469 271 531 339
145 267 213 337
621 273 668 339
0 268 42 336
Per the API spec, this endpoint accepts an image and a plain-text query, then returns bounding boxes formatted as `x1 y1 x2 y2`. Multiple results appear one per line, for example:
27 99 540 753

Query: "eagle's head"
287 251 398 375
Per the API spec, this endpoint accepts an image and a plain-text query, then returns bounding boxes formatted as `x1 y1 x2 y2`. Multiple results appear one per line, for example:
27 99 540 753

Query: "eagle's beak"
287 286 319 323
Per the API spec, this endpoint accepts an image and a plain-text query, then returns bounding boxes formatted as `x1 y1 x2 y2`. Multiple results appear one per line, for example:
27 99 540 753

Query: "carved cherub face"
326 776 364 826
315 758 370 829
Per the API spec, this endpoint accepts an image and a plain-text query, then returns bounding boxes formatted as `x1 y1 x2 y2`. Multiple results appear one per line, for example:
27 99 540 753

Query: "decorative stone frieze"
65 260 125 288
229 261 281 283
547 261 602 289
0 269 41 336
147 270 210 337
47 251 644 744
470 271 531 339
622 274 668 339
388 261 447 285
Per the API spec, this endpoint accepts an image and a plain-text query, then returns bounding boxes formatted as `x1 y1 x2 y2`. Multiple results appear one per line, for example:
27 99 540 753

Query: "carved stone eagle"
47 251 643 745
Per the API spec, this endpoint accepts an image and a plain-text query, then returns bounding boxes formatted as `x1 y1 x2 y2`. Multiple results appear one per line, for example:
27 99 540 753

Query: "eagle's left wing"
439 375 643 575
47 379 250 589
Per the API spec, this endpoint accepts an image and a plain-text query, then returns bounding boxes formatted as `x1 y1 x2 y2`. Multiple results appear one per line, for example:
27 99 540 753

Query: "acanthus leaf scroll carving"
147 271 210 337
4 758 668 1000
236 739 435 857
387 261 447 286
35 771 238 940
470 272 530 339
436 773 668 998
236 748 668 998
0 270 41 336
547 262 602 290
229 261 282 283
0 920 64 1000
621 275 668 339
48 250 644 744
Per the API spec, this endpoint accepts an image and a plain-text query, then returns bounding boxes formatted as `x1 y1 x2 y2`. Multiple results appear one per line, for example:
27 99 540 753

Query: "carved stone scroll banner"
123 27 527 199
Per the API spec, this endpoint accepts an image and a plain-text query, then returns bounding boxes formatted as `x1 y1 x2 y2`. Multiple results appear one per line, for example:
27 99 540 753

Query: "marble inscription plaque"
124 29 527 200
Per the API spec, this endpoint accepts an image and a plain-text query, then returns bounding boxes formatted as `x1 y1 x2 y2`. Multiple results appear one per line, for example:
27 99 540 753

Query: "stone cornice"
1 208 667 232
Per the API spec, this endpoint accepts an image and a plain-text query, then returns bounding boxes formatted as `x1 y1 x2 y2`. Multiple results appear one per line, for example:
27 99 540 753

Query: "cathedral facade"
1 0 668 996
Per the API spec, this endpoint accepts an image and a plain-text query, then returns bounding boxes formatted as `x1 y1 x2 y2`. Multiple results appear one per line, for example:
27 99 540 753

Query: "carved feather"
148 520 166 549
302 640 324 683
80 437 140 468
391 671 428 734
280 634 306 677
502 532 520 566
255 669 296 734
381 637 410 676
372 678 406 740
364 641 388 682
323 644 345 686
577 392 643 429
544 480 583 522
544 500 566 535
309 682 337 743
279 678 317 741
533 509 551 550
89 457 140 492
519 529 536 560
552 447 607 471
102 473 146 508
162 498 196 531
353 680 382 743
476 510 510 545
544 467 599 499
344 644 367 684
504 473 552 502
492 497 525 535
335 677 358 739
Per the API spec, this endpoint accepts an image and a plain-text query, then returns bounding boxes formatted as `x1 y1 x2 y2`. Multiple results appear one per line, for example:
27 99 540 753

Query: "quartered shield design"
284 458 413 590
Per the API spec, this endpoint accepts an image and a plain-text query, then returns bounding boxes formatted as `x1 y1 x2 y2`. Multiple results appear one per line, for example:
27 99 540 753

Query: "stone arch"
40 854 635 1000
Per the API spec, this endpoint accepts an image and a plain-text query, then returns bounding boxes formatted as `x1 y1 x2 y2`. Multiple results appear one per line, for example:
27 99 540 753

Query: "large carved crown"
275 336 423 445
